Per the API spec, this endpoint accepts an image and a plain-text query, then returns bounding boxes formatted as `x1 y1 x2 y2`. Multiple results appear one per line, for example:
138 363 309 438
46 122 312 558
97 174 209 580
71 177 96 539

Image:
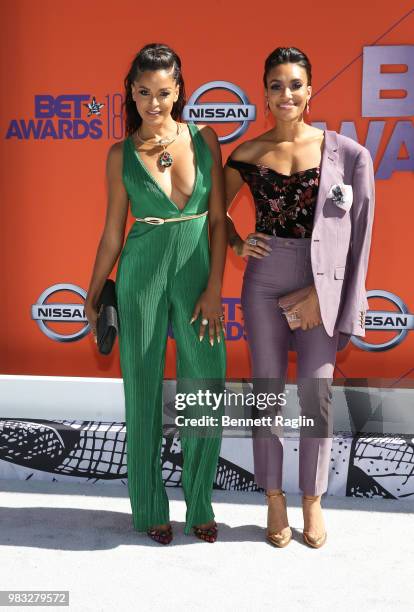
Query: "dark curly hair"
263 47 312 88
123 43 186 137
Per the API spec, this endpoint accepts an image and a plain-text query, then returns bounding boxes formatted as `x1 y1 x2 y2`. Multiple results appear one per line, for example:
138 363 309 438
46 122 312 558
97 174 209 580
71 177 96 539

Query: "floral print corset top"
226 158 320 238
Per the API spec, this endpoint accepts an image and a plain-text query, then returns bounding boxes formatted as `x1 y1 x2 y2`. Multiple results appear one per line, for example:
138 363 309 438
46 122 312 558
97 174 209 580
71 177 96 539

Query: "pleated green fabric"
115 123 226 534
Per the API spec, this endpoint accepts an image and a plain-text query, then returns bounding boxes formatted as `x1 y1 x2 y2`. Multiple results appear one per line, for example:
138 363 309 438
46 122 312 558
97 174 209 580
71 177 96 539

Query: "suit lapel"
313 129 339 227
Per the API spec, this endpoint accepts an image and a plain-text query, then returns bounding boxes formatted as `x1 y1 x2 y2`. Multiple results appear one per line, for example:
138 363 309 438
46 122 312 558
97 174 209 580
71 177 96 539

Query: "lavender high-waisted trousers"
241 235 339 496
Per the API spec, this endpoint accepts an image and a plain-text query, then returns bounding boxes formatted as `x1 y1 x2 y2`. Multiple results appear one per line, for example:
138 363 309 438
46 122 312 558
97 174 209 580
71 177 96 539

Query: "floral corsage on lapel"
327 183 353 212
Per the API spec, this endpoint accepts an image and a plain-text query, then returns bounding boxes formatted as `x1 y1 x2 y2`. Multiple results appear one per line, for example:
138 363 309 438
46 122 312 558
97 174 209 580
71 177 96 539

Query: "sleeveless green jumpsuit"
115 122 226 534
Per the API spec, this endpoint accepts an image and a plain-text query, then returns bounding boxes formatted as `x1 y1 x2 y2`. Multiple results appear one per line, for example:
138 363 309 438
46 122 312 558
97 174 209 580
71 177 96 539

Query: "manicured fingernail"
210 338 214 346
217 336 221 343
199 336 203 342
189 317 194 324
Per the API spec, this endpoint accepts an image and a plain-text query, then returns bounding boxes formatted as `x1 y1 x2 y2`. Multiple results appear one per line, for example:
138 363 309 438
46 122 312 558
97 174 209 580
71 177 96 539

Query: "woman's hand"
232 232 272 259
284 285 323 330
85 299 99 344
190 288 225 346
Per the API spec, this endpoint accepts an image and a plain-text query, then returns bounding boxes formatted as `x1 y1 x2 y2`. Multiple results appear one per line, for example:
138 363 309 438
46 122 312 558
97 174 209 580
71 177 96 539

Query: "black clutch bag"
96 279 118 355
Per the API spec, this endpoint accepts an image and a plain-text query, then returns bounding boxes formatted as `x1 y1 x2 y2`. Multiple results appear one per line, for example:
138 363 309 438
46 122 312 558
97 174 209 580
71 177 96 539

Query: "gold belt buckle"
144 217 165 225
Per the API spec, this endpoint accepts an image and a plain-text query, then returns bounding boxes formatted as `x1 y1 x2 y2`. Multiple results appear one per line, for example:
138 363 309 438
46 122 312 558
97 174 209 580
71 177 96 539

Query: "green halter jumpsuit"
115 122 226 534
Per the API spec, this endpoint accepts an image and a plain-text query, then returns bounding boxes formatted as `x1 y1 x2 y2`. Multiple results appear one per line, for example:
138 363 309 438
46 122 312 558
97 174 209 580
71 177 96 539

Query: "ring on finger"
247 237 257 246
201 318 209 326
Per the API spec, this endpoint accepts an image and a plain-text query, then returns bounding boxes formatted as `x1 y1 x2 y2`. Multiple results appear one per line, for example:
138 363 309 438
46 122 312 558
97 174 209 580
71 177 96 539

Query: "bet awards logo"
351 290 414 351
6 93 124 140
183 81 256 143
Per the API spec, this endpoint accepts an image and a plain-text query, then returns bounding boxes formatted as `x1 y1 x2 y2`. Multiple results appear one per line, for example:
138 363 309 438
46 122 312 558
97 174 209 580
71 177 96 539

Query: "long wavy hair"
123 43 186 137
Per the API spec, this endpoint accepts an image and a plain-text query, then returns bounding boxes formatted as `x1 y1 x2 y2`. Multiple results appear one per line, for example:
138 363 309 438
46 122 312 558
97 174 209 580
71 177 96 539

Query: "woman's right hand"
233 232 272 259
85 299 99 344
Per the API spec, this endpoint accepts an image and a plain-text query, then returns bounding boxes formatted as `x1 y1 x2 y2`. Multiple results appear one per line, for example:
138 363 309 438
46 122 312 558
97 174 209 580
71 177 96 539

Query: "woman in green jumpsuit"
114 45 227 543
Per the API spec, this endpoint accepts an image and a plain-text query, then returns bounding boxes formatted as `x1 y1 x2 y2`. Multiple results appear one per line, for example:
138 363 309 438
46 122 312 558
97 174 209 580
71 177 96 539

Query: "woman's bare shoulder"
107 140 125 163
193 123 219 145
108 140 124 156
105 141 125 177
192 123 222 161
228 135 267 163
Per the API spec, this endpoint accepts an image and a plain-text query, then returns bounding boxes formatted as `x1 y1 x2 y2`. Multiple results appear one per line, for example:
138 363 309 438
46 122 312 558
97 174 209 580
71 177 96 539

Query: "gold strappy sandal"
265 490 292 548
302 495 327 548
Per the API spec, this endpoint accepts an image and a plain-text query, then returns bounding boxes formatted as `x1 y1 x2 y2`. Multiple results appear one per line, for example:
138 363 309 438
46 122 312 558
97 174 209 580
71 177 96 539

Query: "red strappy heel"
147 524 173 545
193 521 218 543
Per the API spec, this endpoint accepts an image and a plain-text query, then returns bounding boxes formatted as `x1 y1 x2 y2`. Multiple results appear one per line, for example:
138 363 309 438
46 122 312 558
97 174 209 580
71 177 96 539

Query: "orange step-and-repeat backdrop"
1 1 413 381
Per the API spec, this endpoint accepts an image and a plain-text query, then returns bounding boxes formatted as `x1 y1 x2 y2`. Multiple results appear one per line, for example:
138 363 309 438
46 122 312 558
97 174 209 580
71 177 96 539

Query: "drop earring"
306 99 310 113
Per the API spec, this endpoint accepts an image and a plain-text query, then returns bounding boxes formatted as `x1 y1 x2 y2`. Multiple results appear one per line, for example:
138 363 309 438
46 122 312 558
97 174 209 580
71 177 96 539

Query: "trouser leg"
295 324 339 496
241 273 290 490
116 272 170 531
170 279 226 534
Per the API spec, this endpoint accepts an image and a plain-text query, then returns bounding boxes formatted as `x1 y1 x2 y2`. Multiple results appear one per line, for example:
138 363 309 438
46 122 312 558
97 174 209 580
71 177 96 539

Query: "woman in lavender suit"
224 47 375 548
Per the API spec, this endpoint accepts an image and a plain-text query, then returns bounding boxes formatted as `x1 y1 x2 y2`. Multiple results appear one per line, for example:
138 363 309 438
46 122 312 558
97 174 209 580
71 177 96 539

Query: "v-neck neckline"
129 123 200 213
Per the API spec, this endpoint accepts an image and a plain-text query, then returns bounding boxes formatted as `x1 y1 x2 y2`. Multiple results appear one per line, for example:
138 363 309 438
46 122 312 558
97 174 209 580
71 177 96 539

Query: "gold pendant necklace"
135 121 181 168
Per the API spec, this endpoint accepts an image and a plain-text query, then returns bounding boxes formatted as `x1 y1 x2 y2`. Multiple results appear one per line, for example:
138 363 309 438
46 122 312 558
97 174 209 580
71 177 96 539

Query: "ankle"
302 494 321 503
150 523 171 531
266 488 284 498
194 520 216 529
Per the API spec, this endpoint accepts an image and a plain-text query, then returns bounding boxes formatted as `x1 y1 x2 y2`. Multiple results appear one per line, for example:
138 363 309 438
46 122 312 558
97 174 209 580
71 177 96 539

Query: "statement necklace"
135 121 181 168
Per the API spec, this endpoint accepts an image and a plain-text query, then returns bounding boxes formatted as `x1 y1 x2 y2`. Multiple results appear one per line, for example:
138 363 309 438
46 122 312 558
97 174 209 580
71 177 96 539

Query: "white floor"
0 480 413 611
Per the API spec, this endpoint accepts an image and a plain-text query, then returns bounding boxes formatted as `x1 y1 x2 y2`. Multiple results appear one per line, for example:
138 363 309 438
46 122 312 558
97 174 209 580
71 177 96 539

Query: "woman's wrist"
85 294 99 310
229 234 243 254
205 280 222 296
228 232 240 248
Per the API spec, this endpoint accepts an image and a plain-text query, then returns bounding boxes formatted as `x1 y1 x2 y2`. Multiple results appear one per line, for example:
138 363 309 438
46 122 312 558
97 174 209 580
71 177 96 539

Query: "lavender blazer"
295 129 376 351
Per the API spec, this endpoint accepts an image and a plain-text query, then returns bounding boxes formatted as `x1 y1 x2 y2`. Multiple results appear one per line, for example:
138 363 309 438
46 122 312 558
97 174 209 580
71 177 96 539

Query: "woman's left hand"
190 289 225 345
284 285 323 330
